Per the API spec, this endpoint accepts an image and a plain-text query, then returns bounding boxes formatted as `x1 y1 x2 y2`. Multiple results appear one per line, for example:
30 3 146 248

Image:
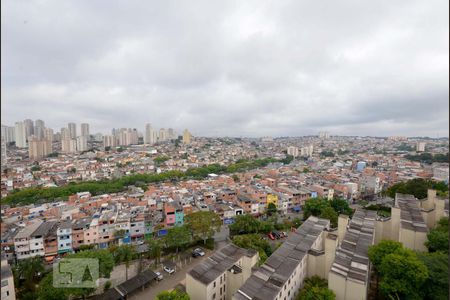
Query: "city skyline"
1 0 449 137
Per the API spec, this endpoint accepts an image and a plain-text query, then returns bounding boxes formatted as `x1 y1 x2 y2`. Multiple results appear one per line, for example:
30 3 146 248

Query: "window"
1 280 8 287
213 281 216 288
212 293 216 299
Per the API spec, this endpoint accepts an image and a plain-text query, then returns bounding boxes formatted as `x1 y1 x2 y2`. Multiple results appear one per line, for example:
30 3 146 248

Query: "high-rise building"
15 122 27 148
76 136 88 152
93 133 103 142
28 136 52 160
103 135 117 148
183 129 192 144
287 146 299 157
1 138 7 166
144 124 155 144
44 128 54 144
1 125 15 143
61 138 77 153
61 128 71 140
53 132 61 142
168 128 175 140
68 123 77 139
34 119 45 139
81 123 90 138
23 119 34 140
416 142 426 152
116 128 139 146
319 131 330 139
159 128 167 142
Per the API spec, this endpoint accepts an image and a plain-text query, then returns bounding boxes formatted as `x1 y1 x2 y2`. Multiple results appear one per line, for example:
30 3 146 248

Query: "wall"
186 273 207 300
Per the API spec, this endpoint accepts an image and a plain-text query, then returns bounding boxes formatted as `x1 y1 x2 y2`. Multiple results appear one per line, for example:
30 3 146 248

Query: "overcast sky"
2 0 449 137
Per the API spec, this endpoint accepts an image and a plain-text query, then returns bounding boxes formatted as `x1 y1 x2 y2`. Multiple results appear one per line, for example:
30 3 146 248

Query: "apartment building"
29 221 58 260
233 216 336 300
328 209 376 300
57 220 73 254
187 244 259 300
1 258 16 300
72 217 92 249
14 219 43 260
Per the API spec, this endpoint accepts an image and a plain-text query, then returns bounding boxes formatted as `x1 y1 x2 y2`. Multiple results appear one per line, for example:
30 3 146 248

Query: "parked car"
268 232 275 240
163 266 175 274
192 248 205 257
272 231 281 239
155 271 163 281
282 231 288 237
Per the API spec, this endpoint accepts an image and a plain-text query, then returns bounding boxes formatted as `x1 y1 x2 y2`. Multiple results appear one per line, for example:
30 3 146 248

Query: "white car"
193 248 205 257
163 266 175 274
155 271 163 281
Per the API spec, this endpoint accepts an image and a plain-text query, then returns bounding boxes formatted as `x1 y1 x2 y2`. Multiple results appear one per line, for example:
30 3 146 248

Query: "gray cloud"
1 0 448 137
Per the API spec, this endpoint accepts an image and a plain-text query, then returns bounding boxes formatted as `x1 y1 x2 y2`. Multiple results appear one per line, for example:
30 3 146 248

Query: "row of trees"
229 214 303 236
368 238 448 300
384 178 449 199
232 234 273 264
296 276 335 300
404 152 449 164
4 157 284 206
302 198 353 227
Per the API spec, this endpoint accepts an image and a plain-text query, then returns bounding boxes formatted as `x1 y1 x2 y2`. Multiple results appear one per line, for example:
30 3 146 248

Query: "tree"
368 240 403 270
15 256 44 293
67 249 114 279
329 198 353 216
147 239 163 267
114 245 136 280
378 250 428 299
267 203 277 216
425 217 449 253
417 252 449 300
297 276 335 300
232 234 272 264
164 226 191 253
320 206 338 228
185 211 221 244
37 273 68 300
303 198 330 219
156 289 190 300
229 214 261 235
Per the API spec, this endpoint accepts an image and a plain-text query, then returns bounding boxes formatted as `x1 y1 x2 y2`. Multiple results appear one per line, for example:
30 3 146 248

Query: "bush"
104 281 111 291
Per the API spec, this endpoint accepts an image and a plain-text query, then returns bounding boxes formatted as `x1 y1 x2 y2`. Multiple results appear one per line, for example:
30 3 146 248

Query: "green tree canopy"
164 226 191 253
417 252 449 300
297 276 335 300
232 234 272 264
425 217 449 253
67 249 114 279
319 206 338 228
229 214 261 235
185 211 221 244
385 178 448 199
267 203 277 216
303 198 330 219
368 240 403 270
156 289 190 300
329 198 353 216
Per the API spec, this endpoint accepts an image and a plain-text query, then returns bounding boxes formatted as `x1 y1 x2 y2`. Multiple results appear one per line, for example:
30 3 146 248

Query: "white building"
1 125 15 143
76 135 88 152
416 142 426 152
14 122 27 148
57 220 73 255
68 123 77 139
81 123 90 138
1 259 16 300
287 146 299 157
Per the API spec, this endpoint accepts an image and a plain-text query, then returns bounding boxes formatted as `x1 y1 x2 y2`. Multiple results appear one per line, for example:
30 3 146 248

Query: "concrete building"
416 142 426 152
103 135 117 149
68 123 77 139
187 244 259 300
34 119 45 139
14 122 27 148
28 136 52 160
159 128 167 142
328 210 376 300
57 220 73 255
1 258 16 300
234 216 336 300
76 135 88 152
1 125 15 143
356 161 366 172
44 128 54 144
1 138 7 166
300 145 314 157
144 124 156 145
81 123 90 138
13 219 43 260
23 119 34 140
61 138 77 153
183 129 192 144
287 146 299 158
61 127 71 140
319 131 330 139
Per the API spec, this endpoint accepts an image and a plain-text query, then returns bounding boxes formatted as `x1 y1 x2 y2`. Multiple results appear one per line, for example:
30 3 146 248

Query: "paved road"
129 246 219 300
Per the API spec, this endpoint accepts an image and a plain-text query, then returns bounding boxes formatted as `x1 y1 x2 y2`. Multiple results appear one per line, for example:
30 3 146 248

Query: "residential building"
81 123 90 138
1 258 16 300
287 146 299 157
416 142 426 152
57 220 73 255
1 138 7 166
14 121 27 148
144 123 156 144
44 128 54 144
28 136 52 160
233 216 337 300
13 219 43 260
76 135 88 152
68 123 77 139
187 244 259 300
183 129 192 144
61 138 77 153
328 209 376 300
23 119 34 140
1 125 15 143
34 120 45 139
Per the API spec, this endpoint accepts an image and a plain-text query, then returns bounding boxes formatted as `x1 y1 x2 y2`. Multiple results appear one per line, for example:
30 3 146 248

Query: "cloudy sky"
2 0 448 137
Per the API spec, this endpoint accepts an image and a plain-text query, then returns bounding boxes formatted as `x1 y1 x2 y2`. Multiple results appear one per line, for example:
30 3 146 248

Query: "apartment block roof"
234 216 329 300
329 209 376 284
188 243 257 285
395 193 428 233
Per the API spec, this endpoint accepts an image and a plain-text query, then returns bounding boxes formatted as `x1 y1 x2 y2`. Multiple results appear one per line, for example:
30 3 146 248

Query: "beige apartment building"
328 210 376 300
233 216 336 300
28 135 52 160
1 258 16 300
374 189 448 251
187 244 259 300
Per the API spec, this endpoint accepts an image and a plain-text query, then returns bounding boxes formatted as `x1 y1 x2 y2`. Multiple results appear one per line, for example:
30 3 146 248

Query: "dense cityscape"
1 119 449 300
